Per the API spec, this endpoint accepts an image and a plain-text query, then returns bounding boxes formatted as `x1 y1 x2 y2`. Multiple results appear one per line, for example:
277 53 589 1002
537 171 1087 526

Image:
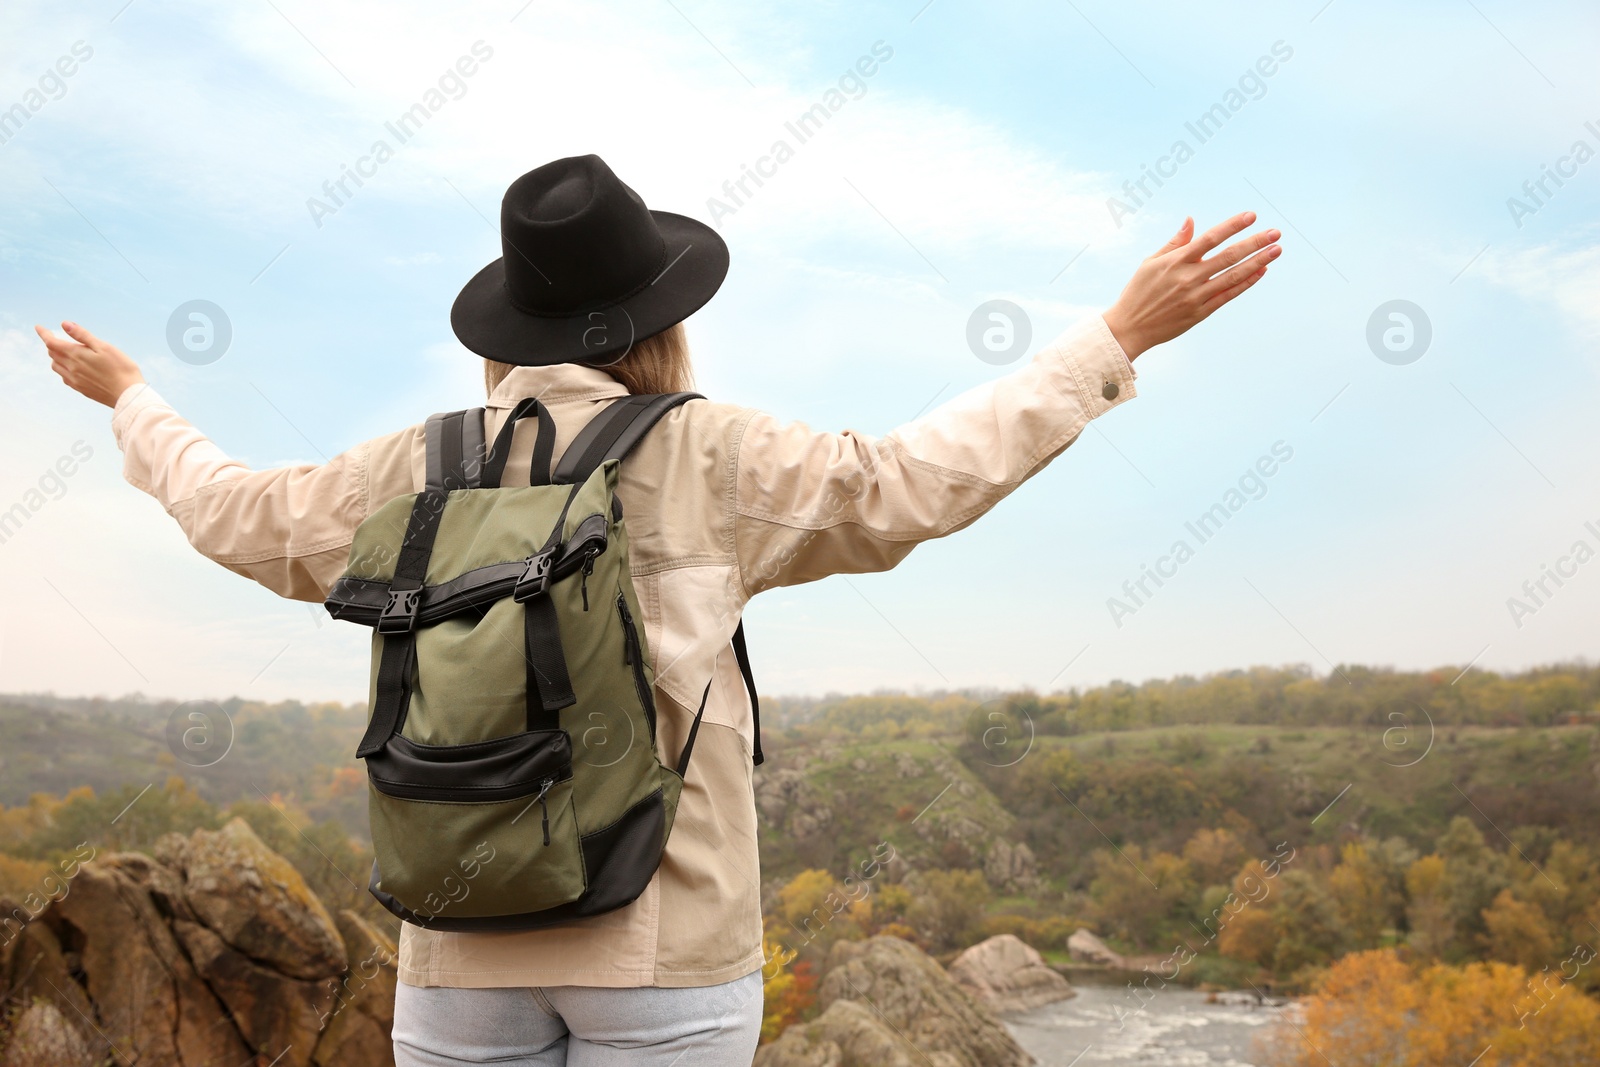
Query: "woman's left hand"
35 321 145 408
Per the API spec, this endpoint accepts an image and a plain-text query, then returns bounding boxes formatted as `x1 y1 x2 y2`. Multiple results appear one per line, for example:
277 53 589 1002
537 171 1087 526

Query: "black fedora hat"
451 154 728 367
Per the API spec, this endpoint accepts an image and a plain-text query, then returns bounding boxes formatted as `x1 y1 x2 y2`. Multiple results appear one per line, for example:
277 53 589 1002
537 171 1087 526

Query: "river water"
1005 985 1293 1066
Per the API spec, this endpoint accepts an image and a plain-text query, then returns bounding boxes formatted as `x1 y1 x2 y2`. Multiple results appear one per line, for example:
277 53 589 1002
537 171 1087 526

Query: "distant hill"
4 659 1600 996
4 658 1598 858
0 693 371 836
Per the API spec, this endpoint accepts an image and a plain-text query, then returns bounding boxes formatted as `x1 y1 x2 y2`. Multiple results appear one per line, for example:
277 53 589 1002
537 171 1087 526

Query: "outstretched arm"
35 322 399 602
731 212 1281 595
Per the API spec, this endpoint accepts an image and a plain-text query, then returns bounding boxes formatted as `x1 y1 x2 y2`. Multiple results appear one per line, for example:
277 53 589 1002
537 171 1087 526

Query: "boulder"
173 917 339 1065
312 911 400 1067
1 918 95 1037
1066 928 1125 968
948 935 1074 1014
155 817 347 980
0 823 396 1067
48 855 256 1067
817 936 1032 1067
754 998 925 1067
0 897 24 974
0 1001 96 1067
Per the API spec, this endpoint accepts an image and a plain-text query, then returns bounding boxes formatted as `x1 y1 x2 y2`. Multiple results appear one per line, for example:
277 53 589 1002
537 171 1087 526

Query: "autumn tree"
908 869 990 952
1088 845 1194 950
1328 840 1403 949
1481 889 1560 974
1437 816 1511 954
1182 827 1249 889
1261 949 1600 1067
1267 868 1344 977
1406 854 1454 958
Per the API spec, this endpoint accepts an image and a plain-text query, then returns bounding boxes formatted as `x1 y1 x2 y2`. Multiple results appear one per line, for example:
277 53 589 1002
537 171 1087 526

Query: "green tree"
1269 868 1343 976
1329 841 1403 950
1089 845 1194 950
1437 817 1510 958
909 869 990 952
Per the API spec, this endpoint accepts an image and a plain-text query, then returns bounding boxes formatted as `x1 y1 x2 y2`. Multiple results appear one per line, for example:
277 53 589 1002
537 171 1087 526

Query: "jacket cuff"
110 382 167 447
1049 313 1138 417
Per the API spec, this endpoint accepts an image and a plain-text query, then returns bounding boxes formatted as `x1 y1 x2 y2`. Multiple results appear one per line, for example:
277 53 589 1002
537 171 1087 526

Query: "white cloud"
6 0 1118 263
1477 237 1600 337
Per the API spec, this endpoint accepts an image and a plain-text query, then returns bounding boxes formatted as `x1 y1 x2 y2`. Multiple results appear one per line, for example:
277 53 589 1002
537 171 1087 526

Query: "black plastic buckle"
377 588 422 634
513 549 556 602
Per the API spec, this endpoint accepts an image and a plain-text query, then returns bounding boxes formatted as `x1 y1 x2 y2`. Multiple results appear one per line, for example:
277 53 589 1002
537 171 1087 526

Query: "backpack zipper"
580 549 597 611
616 593 657 741
533 776 554 846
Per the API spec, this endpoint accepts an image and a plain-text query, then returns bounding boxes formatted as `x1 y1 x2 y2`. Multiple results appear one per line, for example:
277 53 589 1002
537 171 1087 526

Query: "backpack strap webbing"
355 471 450 758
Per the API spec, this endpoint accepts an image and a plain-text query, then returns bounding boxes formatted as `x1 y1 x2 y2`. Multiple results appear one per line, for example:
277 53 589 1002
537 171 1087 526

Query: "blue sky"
1 0 1596 703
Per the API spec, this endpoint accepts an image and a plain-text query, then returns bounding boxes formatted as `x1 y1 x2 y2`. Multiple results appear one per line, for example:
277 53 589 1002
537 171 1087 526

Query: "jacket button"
1102 381 1120 401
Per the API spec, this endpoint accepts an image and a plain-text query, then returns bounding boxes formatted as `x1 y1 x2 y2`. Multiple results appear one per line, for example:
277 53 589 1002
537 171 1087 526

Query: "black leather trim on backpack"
368 786 668 931
366 729 573 803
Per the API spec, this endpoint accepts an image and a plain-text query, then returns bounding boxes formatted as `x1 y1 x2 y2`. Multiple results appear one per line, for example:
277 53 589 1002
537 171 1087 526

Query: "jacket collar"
486 361 630 409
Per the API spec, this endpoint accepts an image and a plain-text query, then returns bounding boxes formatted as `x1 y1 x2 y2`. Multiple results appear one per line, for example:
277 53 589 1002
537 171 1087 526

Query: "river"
1006 984 1294 1066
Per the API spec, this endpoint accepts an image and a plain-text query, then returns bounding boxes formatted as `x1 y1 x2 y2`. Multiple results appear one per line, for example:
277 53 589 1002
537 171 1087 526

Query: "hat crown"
499 154 666 316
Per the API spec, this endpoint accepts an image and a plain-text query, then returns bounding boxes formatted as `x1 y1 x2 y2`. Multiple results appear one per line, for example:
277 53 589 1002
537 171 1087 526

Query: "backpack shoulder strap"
424 408 487 491
732 622 763 766
551 392 766 770
551 392 702 484
674 624 763 773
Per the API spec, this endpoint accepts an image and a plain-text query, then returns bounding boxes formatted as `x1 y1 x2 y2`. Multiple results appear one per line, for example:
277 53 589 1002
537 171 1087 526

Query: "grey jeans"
392 970 765 1066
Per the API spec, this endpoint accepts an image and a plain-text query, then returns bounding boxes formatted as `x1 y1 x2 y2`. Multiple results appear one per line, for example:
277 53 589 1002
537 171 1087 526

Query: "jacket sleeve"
731 312 1136 595
110 383 416 602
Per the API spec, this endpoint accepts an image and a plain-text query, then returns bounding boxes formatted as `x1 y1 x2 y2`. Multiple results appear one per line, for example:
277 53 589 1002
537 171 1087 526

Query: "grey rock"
948 935 1075 1014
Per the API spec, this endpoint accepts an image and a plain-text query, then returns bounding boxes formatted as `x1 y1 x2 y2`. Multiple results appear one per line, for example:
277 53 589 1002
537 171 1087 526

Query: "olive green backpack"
324 393 761 931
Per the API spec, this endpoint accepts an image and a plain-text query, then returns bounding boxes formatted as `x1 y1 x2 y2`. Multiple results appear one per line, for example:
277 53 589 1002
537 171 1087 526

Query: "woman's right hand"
35 321 146 408
1101 212 1282 361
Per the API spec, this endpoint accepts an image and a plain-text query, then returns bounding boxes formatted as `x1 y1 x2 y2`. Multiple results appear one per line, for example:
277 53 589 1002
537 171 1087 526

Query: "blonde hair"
483 322 695 396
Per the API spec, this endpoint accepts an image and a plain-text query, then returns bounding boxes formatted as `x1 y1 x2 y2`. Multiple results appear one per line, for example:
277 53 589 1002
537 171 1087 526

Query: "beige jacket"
111 312 1135 988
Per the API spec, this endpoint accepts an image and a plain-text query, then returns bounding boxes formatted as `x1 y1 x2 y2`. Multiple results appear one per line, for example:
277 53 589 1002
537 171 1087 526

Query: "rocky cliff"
0 818 397 1067
756 935 1033 1067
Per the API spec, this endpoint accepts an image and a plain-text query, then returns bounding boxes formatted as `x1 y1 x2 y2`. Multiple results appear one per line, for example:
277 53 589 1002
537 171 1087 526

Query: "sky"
0 0 1596 704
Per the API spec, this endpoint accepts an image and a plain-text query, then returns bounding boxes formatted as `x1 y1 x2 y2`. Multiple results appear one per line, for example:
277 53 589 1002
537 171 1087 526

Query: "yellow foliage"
1216 899 1277 967
1183 827 1248 888
778 868 836 930
0 853 51 902
1405 854 1453 958
759 931 815 1044
1328 840 1400 949
1482 889 1559 973
1260 949 1600 1067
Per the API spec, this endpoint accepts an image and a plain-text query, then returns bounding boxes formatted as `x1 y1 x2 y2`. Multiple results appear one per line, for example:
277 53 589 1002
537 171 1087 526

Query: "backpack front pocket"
366 730 587 920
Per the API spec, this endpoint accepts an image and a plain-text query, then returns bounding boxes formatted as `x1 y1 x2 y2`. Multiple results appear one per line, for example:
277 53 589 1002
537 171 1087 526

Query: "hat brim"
450 211 728 367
